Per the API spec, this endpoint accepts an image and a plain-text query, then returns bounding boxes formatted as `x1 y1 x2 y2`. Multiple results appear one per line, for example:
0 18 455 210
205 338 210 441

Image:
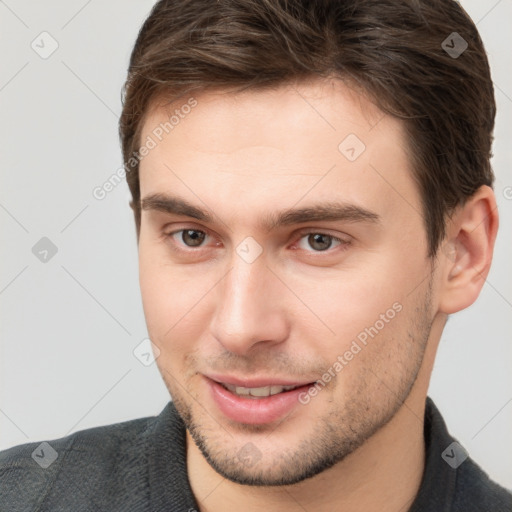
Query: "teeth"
223 383 298 398
246 386 269 397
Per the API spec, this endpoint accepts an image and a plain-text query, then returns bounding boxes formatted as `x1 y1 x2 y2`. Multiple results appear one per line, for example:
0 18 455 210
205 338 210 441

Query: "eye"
297 233 345 252
170 229 209 247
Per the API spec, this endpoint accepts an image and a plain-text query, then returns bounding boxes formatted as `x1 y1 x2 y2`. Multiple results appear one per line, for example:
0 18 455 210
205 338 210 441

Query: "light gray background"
1 0 511 490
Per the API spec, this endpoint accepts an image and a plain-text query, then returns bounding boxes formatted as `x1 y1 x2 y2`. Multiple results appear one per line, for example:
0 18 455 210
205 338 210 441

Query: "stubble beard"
165 282 434 486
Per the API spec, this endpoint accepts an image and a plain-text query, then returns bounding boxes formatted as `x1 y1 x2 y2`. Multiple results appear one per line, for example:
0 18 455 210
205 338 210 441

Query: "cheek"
285 261 405 350
138 246 217 349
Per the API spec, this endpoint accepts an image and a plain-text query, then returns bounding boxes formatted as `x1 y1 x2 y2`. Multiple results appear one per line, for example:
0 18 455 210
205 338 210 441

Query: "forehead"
137 79 421 228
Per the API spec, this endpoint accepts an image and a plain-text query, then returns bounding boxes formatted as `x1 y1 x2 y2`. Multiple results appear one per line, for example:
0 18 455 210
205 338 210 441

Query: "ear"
437 185 499 314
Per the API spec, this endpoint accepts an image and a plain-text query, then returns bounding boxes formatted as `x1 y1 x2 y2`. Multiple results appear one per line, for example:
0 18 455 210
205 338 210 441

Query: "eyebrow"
262 202 381 231
141 194 213 223
140 193 381 231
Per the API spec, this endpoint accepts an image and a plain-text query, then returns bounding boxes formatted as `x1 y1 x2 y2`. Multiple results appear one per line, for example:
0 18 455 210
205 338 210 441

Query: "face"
137 79 436 486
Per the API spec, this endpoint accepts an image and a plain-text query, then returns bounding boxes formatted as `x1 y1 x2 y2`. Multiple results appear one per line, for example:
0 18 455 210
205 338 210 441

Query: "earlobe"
438 186 499 315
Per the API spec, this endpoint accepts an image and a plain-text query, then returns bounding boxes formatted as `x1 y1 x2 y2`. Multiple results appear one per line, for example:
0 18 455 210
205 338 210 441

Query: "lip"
206 373 313 388
205 375 315 425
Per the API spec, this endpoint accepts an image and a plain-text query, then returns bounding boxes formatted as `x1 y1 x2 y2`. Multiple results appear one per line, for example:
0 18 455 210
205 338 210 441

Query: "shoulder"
0 414 157 511
453 456 512 511
416 398 512 512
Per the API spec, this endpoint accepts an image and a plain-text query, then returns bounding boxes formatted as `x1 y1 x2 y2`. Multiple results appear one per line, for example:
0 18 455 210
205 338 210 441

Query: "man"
1 0 510 510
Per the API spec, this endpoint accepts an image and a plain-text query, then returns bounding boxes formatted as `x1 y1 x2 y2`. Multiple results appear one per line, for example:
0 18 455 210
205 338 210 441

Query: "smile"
207 376 315 424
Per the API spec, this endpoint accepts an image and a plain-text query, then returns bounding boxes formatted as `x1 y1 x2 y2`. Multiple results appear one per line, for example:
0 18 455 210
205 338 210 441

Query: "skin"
136 78 498 512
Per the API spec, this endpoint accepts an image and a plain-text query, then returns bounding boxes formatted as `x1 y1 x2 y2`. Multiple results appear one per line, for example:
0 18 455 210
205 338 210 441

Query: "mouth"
206 375 316 425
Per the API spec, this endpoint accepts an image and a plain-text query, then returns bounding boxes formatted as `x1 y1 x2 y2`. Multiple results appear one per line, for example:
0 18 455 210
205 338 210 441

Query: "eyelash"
163 227 351 255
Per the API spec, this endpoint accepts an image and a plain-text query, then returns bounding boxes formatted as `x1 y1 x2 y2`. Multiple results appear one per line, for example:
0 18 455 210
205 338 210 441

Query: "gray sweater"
1 398 511 511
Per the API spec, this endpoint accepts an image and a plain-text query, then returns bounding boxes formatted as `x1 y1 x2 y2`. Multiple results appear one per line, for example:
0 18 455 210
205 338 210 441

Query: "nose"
209 253 290 356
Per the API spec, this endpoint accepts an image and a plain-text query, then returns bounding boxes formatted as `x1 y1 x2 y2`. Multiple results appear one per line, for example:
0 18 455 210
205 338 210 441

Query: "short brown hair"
119 0 496 257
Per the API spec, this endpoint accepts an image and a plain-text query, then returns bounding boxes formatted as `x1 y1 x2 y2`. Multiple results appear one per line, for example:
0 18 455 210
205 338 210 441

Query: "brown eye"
181 229 206 247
